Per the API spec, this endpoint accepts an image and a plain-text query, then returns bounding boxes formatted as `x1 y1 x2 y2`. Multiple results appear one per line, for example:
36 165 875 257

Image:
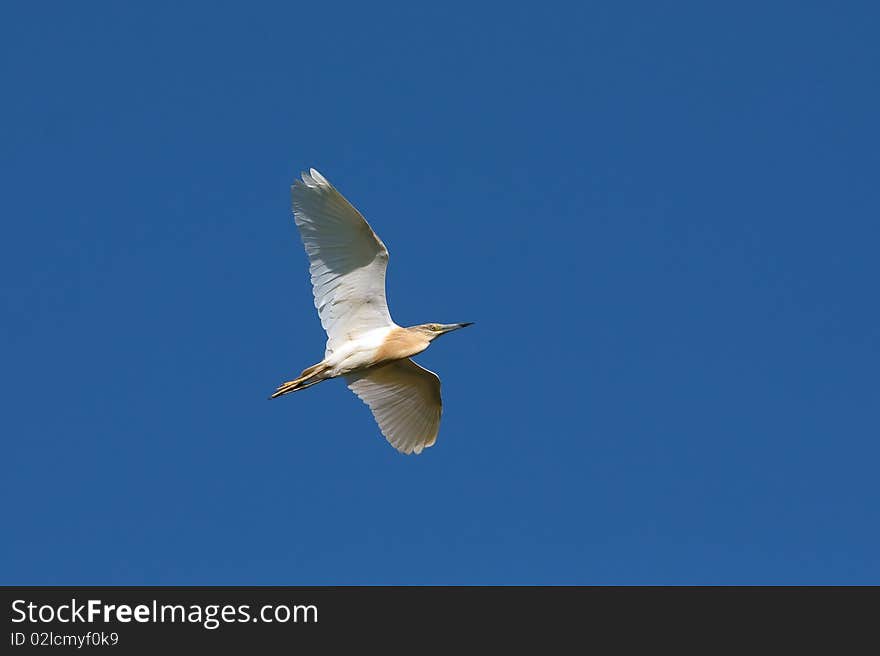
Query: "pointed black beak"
458 322 474 328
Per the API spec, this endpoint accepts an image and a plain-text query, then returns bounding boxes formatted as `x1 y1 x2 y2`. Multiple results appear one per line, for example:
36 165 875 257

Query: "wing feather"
345 359 442 455
292 169 393 355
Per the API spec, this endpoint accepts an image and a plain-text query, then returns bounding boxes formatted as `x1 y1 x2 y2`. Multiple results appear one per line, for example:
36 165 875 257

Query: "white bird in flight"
270 169 472 455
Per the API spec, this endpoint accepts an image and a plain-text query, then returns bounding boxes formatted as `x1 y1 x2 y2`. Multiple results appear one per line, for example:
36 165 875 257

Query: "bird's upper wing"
345 358 442 455
292 169 393 355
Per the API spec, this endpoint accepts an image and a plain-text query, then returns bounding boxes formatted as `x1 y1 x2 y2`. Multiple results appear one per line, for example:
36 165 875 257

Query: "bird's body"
325 325 430 377
271 168 471 455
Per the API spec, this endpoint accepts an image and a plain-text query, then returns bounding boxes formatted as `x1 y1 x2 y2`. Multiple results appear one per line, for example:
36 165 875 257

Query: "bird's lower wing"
345 359 442 455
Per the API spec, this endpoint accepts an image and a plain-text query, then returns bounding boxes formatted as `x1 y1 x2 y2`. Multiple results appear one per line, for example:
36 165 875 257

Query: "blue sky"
2 2 878 584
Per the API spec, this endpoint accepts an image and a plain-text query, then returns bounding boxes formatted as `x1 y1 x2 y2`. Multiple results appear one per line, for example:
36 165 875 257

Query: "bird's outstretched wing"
292 169 393 355
345 358 442 455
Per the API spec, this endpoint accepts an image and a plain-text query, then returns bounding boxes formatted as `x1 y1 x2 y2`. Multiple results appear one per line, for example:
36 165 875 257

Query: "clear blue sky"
2 2 878 584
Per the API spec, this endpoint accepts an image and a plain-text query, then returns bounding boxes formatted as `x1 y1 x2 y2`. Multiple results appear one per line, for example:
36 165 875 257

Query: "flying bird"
270 169 472 454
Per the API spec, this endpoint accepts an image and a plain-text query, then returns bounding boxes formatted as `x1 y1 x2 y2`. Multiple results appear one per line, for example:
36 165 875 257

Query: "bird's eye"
431 324 440 331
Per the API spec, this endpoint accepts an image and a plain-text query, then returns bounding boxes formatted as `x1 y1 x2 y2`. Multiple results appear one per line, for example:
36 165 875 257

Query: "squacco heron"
270 169 472 455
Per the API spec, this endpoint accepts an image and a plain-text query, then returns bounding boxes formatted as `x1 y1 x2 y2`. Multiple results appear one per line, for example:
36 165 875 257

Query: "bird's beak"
440 322 474 334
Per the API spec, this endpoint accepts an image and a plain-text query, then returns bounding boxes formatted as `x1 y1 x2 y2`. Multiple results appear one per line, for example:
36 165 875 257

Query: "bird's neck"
374 326 430 365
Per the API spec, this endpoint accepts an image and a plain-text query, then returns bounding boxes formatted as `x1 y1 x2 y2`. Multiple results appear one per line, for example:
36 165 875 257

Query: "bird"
270 168 473 455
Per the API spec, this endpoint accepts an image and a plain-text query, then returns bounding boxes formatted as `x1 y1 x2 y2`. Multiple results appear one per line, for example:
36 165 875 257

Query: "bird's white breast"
324 325 398 376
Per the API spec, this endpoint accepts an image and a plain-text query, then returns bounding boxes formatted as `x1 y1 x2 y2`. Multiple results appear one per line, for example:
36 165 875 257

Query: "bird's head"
413 322 474 341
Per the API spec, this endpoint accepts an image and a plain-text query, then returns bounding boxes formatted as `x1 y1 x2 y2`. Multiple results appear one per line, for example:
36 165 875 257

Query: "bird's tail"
269 362 330 399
